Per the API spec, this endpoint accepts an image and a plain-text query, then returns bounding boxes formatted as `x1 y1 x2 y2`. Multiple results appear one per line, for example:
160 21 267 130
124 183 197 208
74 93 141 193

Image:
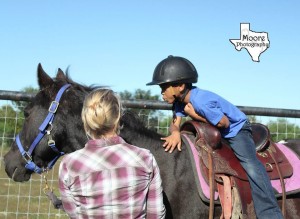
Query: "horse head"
4 64 90 182
3 63 159 182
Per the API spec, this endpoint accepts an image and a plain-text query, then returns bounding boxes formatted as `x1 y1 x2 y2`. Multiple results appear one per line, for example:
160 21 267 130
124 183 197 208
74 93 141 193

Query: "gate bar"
1 90 300 118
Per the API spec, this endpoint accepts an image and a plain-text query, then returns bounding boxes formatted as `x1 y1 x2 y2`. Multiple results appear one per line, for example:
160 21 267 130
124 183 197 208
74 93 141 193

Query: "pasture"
0 97 300 218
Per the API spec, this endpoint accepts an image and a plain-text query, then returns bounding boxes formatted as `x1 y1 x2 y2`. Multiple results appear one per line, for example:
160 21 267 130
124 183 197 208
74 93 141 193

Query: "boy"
146 55 283 219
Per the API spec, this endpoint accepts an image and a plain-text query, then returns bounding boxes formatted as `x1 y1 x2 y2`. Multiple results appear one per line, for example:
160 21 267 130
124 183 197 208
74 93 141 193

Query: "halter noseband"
16 84 71 174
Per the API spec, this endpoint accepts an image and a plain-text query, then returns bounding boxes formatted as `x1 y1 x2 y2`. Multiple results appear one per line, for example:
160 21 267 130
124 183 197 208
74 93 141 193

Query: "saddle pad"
182 133 219 202
182 133 300 201
271 143 300 194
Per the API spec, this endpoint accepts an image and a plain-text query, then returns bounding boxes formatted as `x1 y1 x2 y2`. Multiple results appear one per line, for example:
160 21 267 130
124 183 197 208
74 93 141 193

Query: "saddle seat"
181 120 270 152
251 122 271 152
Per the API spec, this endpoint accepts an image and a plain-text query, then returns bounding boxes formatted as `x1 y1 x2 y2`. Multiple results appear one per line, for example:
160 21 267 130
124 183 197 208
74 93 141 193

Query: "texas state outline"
230 23 270 62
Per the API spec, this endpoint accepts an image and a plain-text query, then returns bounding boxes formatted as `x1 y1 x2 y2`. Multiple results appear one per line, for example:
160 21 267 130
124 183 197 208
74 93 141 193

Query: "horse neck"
119 122 163 150
58 86 89 153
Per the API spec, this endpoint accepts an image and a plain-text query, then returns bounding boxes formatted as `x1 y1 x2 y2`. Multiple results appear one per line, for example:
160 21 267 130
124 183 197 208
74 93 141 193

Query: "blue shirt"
174 87 247 138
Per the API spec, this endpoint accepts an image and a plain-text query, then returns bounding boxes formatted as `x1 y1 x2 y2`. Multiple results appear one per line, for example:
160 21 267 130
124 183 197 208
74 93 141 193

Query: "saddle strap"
268 147 286 217
207 144 215 219
216 175 232 219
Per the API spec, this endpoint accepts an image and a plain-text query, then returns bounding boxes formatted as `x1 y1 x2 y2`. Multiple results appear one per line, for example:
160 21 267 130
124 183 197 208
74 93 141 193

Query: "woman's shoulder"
121 143 154 160
123 142 151 154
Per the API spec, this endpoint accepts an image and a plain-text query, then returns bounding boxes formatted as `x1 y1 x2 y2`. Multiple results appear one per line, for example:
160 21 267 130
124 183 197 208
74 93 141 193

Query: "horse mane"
58 70 163 140
62 70 105 93
121 110 163 139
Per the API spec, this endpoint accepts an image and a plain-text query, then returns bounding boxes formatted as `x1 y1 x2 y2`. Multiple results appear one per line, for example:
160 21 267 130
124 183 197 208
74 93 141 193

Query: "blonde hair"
81 88 122 139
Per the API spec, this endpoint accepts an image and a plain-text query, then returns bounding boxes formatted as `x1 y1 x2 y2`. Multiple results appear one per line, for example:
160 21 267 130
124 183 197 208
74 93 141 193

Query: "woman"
58 88 166 219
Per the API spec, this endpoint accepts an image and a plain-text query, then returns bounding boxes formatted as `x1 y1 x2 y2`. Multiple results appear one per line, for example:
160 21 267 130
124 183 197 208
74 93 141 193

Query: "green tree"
119 89 160 114
247 115 258 123
12 86 38 111
0 86 37 147
0 105 24 147
119 89 163 130
267 118 300 141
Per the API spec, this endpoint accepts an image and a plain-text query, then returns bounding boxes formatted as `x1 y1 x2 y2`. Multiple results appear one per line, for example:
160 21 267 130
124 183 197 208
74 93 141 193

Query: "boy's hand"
184 103 195 115
161 131 181 153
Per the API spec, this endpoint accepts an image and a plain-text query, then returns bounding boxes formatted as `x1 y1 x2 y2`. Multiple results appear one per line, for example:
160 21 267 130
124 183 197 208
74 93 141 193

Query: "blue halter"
16 84 71 174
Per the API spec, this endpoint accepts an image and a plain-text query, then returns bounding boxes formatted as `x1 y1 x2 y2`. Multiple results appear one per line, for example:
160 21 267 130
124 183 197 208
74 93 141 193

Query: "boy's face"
159 83 182 104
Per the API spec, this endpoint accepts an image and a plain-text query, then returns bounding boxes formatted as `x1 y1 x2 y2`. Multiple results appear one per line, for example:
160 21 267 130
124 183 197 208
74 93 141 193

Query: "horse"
278 139 300 156
3 64 300 218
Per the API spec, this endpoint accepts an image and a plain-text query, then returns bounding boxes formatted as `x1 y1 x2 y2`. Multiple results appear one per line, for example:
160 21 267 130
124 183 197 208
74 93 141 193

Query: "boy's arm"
216 115 229 128
185 103 229 128
161 116 182 153
184 103 208 123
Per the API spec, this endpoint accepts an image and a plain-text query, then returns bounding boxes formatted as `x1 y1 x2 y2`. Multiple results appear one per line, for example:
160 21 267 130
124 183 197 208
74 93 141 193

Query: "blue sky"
0 1 299 110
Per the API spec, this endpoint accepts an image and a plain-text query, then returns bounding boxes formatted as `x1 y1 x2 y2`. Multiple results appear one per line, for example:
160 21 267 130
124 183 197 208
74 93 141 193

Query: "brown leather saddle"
180 120 293 219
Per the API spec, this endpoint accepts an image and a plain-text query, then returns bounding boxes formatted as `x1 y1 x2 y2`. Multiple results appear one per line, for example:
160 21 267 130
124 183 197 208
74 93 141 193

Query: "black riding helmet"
146 55 198 86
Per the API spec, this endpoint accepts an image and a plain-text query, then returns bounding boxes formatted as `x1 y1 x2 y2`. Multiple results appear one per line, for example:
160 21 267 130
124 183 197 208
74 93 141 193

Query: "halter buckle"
23 152 32 163
49 101 59 113
48 139 55 146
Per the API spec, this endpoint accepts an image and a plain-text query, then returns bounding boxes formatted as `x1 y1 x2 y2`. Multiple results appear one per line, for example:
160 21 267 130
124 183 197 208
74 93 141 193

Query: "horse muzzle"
4 148 32 182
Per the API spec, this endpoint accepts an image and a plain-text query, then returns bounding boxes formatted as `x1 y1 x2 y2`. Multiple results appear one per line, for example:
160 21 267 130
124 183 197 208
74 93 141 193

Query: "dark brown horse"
279 139 300 156
4 64 300 218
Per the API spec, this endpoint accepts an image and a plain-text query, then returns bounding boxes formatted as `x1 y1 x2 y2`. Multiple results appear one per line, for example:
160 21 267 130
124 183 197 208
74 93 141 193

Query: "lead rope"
42 171 64 210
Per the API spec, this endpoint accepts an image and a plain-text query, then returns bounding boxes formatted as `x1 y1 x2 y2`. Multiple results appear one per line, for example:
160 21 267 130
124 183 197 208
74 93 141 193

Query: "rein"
16 84 71 174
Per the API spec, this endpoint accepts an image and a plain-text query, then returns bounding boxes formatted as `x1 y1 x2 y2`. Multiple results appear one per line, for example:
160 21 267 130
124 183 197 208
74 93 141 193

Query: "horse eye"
23 101 36 118
23 105 32 118
23 109 29 118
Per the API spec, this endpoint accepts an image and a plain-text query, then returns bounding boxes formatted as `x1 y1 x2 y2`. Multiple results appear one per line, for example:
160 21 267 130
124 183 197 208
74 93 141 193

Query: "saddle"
180 121 293 219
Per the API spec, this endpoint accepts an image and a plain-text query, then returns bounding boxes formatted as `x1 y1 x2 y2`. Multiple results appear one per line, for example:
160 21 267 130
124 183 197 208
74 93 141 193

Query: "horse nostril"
11 168 18 181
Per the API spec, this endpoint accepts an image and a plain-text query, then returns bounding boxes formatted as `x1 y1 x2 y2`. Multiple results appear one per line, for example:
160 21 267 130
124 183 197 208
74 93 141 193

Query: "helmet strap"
179 88 189 102
172 84 190 103
172 87 189 122
173 88 189 104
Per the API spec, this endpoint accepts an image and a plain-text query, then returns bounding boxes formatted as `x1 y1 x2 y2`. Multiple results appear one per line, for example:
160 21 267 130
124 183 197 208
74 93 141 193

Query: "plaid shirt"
58 136 165 219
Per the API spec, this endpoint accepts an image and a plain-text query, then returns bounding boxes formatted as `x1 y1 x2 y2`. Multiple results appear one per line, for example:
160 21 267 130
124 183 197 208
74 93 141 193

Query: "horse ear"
56 68 66 80
37 63 54 89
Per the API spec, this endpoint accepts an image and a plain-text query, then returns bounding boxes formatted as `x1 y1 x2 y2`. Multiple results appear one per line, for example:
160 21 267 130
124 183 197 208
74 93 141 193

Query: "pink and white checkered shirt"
58 136 166 219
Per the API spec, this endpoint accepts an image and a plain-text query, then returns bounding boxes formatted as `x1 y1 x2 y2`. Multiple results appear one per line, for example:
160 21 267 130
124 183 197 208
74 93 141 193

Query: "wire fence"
0 97 300 218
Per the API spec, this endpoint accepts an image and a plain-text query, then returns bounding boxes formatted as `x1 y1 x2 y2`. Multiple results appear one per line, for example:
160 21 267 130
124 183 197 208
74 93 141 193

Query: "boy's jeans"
227 120 283 219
